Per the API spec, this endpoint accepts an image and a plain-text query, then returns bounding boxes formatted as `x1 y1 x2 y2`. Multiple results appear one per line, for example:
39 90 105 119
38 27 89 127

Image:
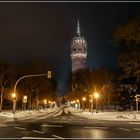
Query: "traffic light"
47 71 51 78
89 94 93 102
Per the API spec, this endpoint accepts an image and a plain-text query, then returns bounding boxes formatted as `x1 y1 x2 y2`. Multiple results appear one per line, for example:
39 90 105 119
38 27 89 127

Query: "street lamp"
12 93 17 114
90 94 94 115
82 97 86 110
23 95 27 110
76 99 80 109
44 99 47 109
135 94 140 111
94 93 99 113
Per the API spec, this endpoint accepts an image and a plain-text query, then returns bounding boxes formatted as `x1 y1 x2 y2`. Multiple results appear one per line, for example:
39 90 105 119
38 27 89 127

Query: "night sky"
0 2 139 95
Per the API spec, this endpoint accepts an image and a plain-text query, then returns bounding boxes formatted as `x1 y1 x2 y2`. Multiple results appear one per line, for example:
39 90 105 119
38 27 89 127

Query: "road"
0 106 140 139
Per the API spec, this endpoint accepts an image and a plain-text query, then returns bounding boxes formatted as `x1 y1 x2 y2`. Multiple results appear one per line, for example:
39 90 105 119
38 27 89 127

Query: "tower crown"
71 20 87 72
77 19 81 36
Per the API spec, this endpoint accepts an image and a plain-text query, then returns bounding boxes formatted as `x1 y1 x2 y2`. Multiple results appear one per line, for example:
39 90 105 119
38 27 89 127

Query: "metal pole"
136 98 139 111
91 98 93 115
24 102 26 110
13 74 48 94
91 95 93 115
96 98 98 113
79 102 81 109
12 100 16 114
13 73 48 114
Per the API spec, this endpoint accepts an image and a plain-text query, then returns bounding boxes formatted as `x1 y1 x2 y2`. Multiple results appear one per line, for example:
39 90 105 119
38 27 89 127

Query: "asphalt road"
0 107 140 139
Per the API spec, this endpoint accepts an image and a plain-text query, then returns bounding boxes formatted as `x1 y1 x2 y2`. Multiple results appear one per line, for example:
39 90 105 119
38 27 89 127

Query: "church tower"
71 20 87 72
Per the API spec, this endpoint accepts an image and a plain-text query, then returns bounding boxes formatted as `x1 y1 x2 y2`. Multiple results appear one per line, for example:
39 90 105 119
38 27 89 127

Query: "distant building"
71 20 87 72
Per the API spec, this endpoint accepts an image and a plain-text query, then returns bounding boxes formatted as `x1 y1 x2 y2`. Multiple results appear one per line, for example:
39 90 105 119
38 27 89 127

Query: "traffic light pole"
13 73 49 94
90 95 93 115
12 72 51 114
91 99 93 115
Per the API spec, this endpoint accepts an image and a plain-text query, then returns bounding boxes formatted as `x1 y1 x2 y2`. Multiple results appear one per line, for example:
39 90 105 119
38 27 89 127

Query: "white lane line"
103 124 111 127
84 126 108 129
118 127 130 131
133 128 140 131
87 122 110 126
41 124 63 127
128 122 140 125
49 120 70 123
52 135 64 139
21 137 51 139
32 130 45 134
15 127 26 130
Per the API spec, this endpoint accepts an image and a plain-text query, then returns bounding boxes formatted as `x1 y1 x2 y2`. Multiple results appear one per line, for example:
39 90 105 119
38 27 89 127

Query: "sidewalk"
0 107 59 124
69 107 140 121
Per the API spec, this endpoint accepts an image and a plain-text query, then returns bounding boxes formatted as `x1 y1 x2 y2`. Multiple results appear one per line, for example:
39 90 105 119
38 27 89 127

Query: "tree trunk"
107 93 110 110
0 87 4 113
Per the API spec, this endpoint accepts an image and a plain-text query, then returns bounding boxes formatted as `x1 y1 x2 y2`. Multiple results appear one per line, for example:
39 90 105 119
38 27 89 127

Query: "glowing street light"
82 97 86 101
82 97 86 110
11 93 17 114
44 99 47 109
94 93 99 99
23 95 27 110
94 93 99 113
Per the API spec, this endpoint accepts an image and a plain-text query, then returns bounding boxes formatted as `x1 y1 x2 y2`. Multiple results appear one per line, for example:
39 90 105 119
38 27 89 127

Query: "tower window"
78 48 81 51
73 48 76 51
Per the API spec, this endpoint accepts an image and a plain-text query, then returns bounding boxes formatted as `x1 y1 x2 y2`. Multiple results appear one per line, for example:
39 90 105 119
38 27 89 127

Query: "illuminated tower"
71 20 87 72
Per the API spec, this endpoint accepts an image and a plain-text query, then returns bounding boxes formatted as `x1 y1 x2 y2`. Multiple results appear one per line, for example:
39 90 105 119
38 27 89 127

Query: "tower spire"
77 19 81 36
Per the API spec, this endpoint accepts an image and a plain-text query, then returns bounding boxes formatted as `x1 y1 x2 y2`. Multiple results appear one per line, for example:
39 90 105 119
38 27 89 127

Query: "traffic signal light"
47 71 51 78
89 94 93 102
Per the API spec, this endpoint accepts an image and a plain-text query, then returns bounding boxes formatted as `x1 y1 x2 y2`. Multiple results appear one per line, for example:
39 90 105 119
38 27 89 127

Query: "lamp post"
44 99 47 109
76 99 80 109
135 94 140 111
94 93 99 113
12 93 17 114
82 97 86 110
23 95 27 110
90 94 94 115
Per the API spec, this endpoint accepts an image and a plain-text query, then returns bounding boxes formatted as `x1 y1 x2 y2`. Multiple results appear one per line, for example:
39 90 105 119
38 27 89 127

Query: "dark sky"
0 2 139 95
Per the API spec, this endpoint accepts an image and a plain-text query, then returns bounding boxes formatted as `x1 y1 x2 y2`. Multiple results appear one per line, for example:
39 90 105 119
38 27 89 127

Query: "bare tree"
112 16 140 82
0 63 14 112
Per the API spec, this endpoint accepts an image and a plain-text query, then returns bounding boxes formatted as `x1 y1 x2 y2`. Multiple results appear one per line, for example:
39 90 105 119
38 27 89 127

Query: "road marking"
118 127 130 131
32 130 45 134
52 135 64 139
87 122 110 126
128 122 140 125
21 137 51 139
22 120 36 123
41 124 63 127
84 126 108 129
15 127 26 130
49 120 70 123
133 128 140 131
